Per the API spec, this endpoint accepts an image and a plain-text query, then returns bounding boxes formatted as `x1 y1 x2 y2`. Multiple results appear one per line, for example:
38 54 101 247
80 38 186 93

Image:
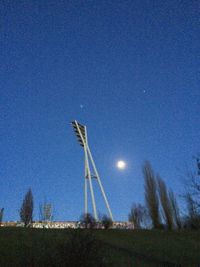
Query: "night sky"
0 0 199 221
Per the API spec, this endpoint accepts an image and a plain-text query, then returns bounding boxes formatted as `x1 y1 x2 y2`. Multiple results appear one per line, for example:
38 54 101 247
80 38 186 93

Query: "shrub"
101 215 113 229
60 230 104 267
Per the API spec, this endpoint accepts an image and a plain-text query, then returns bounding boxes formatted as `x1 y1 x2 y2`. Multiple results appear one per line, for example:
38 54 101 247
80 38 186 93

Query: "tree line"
129 157 200 230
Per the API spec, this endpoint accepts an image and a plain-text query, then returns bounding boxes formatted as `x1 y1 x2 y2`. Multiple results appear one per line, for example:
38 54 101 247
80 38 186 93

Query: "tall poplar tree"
143 161 161 229
20 188 34 227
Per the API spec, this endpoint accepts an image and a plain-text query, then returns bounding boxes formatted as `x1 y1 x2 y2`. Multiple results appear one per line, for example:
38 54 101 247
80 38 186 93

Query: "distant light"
116 160 126 170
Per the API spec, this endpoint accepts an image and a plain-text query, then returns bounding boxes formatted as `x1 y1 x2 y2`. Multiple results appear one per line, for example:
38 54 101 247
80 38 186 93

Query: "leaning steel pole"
86 146 114 221
84 155 88 215
83 126 98 220
83 143 98 220
71 120 113 221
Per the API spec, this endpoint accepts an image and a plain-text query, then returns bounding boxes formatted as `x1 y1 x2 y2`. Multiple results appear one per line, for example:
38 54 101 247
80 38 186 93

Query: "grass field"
0 227 200 267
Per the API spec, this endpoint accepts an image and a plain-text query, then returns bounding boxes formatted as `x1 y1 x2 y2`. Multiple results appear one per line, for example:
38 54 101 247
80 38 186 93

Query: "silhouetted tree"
183 156 200 229
128 203 147 229
143 161 161 229
80 213 96 229
185 193 200 229
0 208 4 226
157 177 174 230
169 190 182 229
187 193 198 218
39 202 53 222
101 214 113 229
20 188 33 227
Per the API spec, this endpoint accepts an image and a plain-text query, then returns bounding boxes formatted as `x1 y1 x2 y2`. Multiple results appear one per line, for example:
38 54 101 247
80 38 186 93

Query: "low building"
1 221 134 229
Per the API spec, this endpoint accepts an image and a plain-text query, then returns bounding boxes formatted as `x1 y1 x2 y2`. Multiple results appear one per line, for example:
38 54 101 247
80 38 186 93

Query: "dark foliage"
20 188 33 227
59 230 104 267
157 177 174 230
143 161 161 229
0 208 4 225
183 214 200 229
184 193 200 229
184 156 200 229
80 213 96 229
128 203 147 229
101 214 113 229
169 190 182 229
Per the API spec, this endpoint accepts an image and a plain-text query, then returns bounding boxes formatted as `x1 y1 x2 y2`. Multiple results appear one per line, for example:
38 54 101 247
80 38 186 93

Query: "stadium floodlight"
71 120 113 221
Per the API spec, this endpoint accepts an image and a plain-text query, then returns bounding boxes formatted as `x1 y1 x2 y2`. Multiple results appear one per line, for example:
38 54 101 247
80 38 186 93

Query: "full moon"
116 160 126 170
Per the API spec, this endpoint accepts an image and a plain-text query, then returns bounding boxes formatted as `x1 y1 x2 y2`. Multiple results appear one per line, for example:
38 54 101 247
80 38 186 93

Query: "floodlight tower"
71 120 113 221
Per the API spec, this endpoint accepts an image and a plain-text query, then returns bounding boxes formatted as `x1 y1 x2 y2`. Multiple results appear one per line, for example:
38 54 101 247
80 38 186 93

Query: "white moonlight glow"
116 160 126 170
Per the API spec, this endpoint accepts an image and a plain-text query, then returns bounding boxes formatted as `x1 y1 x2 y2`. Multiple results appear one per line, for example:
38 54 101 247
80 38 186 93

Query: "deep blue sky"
0 0 199 221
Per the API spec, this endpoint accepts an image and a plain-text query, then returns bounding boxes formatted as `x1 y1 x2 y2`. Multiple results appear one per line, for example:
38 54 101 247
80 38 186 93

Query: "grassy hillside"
96 229 200 266
0 227 199 267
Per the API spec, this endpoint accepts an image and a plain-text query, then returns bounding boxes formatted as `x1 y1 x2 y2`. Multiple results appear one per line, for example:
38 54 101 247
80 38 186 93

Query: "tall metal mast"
71 120 113 221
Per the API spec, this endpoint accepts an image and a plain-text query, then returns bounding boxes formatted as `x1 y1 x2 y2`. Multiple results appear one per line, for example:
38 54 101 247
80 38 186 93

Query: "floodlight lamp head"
71 120 86 147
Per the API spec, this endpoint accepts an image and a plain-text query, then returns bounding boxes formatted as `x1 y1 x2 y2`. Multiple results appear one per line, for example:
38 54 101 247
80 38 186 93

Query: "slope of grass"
95 229 200 266
0 227 200 267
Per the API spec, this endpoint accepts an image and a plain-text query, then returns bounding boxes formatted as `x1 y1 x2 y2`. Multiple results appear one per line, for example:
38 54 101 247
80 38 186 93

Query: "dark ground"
0 227 199 267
